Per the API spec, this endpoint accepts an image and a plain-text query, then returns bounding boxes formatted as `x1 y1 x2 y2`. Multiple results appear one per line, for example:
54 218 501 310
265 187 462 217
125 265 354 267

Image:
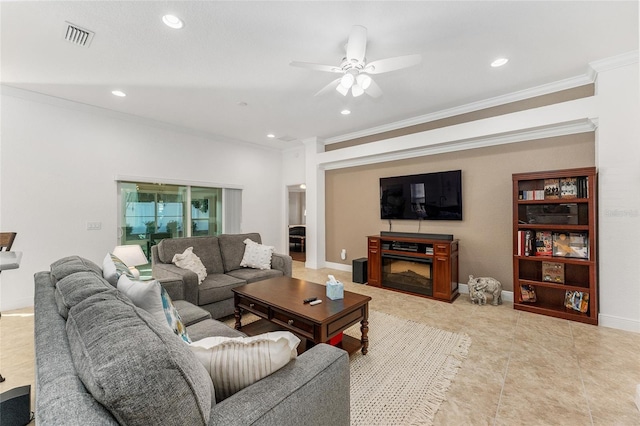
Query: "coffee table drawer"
236 296 269 317
271 309 314 339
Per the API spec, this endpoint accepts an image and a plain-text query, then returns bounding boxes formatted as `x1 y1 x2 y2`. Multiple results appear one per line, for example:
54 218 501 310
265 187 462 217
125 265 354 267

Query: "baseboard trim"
325 261 352 272
598 313 640 333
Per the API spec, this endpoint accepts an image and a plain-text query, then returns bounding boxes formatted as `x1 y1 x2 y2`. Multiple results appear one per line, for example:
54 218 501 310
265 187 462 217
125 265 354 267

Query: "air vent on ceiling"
63 21 94 47
277 135 298 143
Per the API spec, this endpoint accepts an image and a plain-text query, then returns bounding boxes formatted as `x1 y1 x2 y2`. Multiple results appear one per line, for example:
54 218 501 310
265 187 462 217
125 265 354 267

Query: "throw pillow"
189 331 300 402
117 274 191 344
111 253 135 279
172 247 207 284
102 253 118 286
239 238 274 270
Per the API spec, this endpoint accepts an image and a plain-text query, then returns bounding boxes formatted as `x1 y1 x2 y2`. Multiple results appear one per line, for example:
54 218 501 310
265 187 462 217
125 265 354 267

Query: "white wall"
0 88 284 311
595 61 640 332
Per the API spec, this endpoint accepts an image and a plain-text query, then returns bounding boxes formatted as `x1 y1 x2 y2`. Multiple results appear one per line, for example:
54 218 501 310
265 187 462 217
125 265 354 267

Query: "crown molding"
321 119 597 171
589 50 639 74
324 73 596 145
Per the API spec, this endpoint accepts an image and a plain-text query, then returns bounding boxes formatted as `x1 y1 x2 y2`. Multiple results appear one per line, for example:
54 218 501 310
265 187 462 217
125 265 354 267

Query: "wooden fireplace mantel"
367 234 459 302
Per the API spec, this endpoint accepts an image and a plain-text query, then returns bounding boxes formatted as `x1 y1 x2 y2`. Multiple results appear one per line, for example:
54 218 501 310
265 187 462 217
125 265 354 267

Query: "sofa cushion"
158 236 224 274
240 238 275 270
226 267 283 284
172 247 208 284
50 256 102 283
186 318 246 342
198 274 246 305
117 275 192 344
218 233 261 272
54 271 116 319
189 331 300 402
173 300 211 327
66 291 214 426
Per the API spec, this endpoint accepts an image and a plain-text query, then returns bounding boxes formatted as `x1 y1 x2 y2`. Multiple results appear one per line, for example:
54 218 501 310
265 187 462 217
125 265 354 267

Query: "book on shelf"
560 177 578 199
535 231 553 256
564 290 589 313
520 189 545 200
520 285 537 303
544 179 560 199
552 232 589 259
542 261 564 283
576 176 589 198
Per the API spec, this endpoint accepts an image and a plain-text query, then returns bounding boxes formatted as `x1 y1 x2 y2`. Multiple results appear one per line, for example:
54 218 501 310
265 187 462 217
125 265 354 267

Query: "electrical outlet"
87 221 102 231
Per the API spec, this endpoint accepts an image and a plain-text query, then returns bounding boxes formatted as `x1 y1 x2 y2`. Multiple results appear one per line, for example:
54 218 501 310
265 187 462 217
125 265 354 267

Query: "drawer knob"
288 319 294 325
249 303 255 308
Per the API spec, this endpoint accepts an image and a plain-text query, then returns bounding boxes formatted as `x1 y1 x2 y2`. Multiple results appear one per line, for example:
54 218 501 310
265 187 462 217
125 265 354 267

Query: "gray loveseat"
152 233 292 319
34 255 350 425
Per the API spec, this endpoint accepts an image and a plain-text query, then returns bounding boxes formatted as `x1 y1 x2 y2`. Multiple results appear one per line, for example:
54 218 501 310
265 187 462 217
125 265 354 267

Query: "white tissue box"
326 280 344 300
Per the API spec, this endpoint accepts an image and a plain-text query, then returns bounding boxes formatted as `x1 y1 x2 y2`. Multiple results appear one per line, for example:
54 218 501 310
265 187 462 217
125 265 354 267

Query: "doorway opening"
288 184 306 262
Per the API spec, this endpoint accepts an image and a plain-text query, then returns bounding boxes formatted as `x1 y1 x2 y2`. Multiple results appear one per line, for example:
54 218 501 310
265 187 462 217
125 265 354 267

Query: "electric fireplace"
381 253 433 297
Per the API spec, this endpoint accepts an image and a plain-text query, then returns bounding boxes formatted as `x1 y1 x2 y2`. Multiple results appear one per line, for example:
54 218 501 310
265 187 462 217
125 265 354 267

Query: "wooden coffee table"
233 276 371 355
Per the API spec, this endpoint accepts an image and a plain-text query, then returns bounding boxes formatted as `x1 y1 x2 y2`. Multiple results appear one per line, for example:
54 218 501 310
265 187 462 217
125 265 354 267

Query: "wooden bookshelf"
512 167 598 324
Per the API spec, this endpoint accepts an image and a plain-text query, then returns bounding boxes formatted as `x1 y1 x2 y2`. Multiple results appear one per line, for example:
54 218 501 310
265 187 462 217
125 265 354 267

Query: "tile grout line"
570 322 595 426
492 309 520 426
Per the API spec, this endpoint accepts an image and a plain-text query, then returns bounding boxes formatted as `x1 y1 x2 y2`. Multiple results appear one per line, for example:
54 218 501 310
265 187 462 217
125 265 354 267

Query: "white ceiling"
1 1 637 149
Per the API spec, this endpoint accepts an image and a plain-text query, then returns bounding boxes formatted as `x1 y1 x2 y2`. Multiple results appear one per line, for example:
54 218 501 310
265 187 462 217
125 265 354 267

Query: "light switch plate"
86 221 102 231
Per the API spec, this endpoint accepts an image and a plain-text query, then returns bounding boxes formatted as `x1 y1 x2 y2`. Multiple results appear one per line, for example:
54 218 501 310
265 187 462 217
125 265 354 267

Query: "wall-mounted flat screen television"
380 170 463 220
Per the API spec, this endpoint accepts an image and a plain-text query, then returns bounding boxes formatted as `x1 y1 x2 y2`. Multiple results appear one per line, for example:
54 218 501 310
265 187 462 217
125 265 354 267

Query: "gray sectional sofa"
34 255 350 425
152 233 292 319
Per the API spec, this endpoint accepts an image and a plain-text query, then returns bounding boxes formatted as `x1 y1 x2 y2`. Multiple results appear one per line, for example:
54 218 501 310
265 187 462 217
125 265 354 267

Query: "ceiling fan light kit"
291 25 421 99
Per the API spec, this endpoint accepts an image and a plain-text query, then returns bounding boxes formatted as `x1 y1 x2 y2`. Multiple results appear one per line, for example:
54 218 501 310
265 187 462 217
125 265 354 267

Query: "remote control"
303 297 317 304
309 299 322 306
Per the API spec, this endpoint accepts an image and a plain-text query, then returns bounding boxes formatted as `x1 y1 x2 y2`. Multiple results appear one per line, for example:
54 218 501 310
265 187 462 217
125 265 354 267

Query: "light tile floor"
292 262 640 425
2 262 639 425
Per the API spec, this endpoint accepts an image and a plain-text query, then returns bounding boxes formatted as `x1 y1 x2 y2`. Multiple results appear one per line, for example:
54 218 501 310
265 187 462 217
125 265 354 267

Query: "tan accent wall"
326 84 594 151
325 132 595 291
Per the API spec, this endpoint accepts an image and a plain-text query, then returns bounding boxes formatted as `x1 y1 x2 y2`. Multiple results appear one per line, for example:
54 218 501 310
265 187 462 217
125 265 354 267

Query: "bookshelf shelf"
512 167 598 325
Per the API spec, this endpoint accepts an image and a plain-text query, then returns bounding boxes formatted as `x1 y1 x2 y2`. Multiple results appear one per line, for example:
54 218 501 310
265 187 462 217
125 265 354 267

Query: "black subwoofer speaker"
352 258 367 284
0 385 31 426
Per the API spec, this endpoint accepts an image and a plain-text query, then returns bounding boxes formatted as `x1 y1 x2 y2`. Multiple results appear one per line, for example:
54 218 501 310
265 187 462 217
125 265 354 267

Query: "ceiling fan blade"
346 25 367 63
314 78 341 96
290 61 342 73
365 78 383 98
365 54 422 74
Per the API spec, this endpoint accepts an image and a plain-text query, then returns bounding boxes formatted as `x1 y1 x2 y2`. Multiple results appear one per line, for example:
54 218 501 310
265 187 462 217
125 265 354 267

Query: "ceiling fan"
290 25 422 98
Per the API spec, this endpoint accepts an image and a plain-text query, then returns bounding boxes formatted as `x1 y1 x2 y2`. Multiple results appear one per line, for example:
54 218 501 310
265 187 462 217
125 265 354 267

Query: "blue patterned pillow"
110 253 135 279
160 287 191 343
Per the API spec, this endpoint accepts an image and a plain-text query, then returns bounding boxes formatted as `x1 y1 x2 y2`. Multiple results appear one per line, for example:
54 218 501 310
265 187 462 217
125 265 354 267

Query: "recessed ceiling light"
341 109 351 115
111 90 126 97
162 14 184 29
267 134 275 138
491 58 509 68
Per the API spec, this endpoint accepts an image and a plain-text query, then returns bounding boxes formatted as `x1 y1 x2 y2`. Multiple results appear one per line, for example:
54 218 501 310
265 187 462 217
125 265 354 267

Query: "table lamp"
112 245 148 279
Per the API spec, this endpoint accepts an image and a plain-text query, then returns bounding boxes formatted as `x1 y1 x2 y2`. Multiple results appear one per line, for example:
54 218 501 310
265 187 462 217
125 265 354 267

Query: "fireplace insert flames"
381 254 433 296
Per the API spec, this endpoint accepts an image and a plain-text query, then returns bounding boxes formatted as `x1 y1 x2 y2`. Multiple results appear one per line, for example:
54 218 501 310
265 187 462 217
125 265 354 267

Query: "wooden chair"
0 232 17 251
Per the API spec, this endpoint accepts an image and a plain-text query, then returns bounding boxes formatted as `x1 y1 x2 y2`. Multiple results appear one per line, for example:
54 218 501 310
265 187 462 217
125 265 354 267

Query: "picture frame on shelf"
542 261 564 283
520 285 537 303
564 290 589 313
552 232 589 259
544 179 560 199
560 177 578 199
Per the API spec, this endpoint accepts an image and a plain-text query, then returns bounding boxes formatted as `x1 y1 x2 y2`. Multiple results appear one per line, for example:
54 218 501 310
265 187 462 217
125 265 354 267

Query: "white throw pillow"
102 253 118 286
117 274 191 343
172 247 207 284
189 331 300 402
239 239 275 270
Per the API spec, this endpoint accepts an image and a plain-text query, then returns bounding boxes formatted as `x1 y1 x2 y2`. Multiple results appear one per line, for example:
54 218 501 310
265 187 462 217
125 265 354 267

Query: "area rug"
344 310 471 426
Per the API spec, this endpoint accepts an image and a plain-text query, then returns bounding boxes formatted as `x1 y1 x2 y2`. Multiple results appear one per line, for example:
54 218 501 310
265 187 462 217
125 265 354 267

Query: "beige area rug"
344 310 471 426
